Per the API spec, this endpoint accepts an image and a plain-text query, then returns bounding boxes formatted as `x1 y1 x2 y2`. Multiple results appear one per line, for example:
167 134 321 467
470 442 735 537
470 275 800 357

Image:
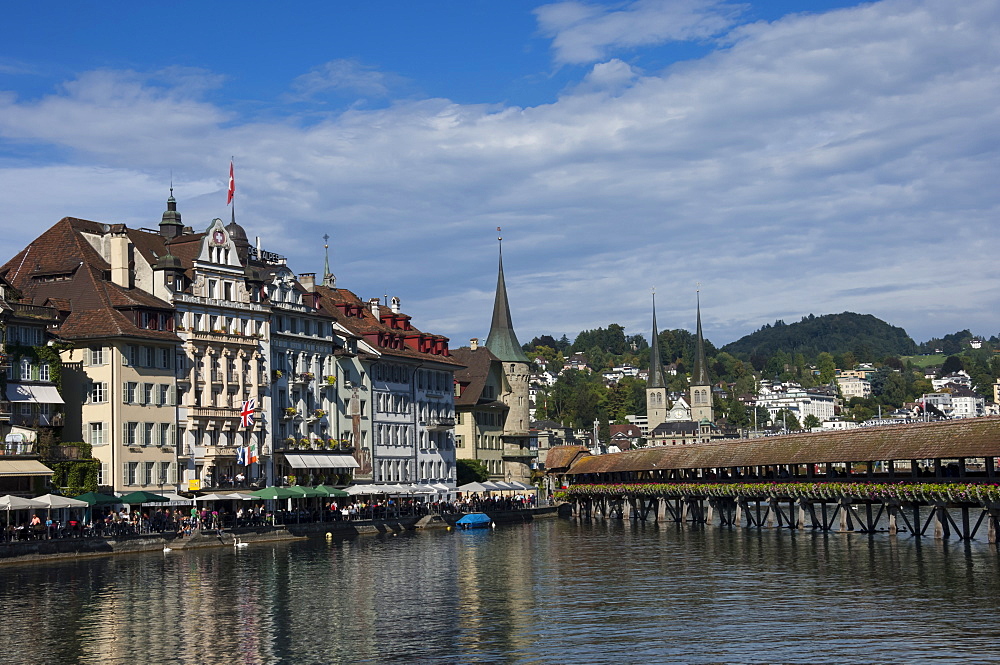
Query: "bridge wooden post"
735 499 744 528
766 499 778 528
987 507 1000 543
656 497 667 523
706 498 715 525
797 499 807 529
621 498 631 521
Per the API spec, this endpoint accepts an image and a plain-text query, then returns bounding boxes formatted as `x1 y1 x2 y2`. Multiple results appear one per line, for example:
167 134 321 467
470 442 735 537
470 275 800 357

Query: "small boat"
455 513 493 530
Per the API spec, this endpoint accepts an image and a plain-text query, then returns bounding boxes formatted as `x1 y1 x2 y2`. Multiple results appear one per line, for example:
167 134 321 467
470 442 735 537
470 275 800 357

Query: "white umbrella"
431 483 451 492
409 484 437 494
0 495 45 510
32 494 88 508
195 493 236 502
480 481 502 491
458 482 490 492
225 492 256 501
346 484 379 496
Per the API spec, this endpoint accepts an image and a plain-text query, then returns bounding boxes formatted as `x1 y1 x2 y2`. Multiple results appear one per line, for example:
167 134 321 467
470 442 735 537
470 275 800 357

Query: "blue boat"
455 513 492 529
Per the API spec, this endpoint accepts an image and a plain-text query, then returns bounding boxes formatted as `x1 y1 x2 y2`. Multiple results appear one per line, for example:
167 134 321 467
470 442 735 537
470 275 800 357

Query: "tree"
803 414 821 430
816 352 836 383
773 409 801 431
940 355 965 376
457 459 489 484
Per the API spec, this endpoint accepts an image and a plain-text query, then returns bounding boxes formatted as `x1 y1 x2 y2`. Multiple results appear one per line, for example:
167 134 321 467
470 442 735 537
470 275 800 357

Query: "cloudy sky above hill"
1 0 998 348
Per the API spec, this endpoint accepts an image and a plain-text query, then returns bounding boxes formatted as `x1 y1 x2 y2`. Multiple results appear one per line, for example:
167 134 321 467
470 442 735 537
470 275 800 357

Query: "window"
159 348 171 369
89 347 105 365
89 382 107 403
123 462 138 486
143 383 154 405
158 384 170 406
144 422 155 447
87 422 105 445
160 423 172 448
144 461 155 486
123 422 138 446
143 347 155 367
38 363 50 382
19 358 32 381
126 345 138 367
98 463 108 486
123 382 138 404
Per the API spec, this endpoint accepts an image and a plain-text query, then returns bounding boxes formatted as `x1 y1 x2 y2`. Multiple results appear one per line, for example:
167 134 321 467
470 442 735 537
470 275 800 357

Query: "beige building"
452 341 508 478
2 216 182 493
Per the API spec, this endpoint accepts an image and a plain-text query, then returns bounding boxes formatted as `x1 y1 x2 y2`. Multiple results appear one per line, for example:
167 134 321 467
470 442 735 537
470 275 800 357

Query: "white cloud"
0 0 998 348
535 0 745 65
289 59 400 101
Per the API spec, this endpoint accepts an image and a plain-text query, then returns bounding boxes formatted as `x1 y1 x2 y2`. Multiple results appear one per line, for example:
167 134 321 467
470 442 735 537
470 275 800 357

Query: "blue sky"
2 0 999 349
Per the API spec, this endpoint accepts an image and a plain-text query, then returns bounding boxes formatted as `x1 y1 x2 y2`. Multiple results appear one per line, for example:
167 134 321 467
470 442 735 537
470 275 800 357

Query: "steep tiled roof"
546 445 591 471
0 217 178 343
314 285 463 368
450 346 502 406
564 418 1000 475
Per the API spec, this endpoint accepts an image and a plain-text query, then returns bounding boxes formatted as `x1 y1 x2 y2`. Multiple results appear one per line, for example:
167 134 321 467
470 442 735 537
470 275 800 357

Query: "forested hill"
721 312 917 360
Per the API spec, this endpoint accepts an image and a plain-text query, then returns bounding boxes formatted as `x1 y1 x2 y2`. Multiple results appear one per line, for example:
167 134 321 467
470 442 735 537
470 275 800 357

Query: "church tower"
484 231 531 439
689 291 713 423
646 293 669 430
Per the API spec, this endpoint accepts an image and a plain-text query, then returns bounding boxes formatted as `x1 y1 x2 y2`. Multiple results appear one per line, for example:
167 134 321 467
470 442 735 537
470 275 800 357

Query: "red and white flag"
227 161 235 204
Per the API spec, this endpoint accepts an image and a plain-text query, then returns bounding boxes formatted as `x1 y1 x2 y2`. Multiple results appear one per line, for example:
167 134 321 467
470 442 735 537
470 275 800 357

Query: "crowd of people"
0 492 544 542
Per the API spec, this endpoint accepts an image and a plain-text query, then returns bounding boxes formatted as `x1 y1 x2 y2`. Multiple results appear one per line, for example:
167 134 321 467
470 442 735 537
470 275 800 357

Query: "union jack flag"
240 398 256 428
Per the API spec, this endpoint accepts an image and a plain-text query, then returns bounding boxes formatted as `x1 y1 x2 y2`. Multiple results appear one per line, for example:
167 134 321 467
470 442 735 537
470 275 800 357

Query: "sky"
1 0 998 350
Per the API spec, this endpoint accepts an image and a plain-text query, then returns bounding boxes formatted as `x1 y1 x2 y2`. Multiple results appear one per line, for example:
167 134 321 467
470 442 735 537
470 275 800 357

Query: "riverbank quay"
0 506 561 565
559 482 1000 542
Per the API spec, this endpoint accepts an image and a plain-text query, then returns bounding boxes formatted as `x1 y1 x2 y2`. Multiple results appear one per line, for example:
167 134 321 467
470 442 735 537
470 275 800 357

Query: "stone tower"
646 293 669 430
689 292 713 423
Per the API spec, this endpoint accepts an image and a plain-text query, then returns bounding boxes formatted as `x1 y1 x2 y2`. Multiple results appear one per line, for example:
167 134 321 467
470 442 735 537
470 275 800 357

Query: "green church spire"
485 230 529 363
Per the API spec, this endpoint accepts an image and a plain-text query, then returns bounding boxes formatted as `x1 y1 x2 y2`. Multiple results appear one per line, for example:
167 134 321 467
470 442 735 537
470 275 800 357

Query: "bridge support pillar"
796 499 807 529
887 502 898 536
656 498 667 523
987 508 1000 543
622 499 631 521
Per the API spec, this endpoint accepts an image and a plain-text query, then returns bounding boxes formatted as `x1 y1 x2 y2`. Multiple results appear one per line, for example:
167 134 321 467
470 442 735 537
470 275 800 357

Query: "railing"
426 417 456 431
187 406 242 419
0 442 36 455
10 302 58 320
10 412 63 427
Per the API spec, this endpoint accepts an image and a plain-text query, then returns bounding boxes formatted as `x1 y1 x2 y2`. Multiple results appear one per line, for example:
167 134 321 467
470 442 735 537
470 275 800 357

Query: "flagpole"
230 156 236 225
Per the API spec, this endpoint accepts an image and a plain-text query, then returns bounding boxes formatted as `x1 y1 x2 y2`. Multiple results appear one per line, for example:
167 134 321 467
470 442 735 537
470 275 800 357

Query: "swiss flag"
227 161 235 204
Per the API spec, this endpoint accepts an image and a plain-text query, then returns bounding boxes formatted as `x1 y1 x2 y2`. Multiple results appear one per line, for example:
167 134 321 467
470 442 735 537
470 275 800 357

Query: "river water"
2 518 1000 664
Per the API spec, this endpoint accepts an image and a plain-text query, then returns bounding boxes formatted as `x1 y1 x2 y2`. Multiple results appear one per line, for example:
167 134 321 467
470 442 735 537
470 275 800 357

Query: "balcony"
10 412 63 427
188 406 242 419
503 444 538 460
426 417 456 431
292 372 315 385
188 329 262 347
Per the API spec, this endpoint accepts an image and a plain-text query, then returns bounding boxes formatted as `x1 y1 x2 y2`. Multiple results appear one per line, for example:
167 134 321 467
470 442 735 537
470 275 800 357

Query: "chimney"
470 338 478 351
110 233 131 288
368 298 380 317
390 296 401 314
299 273 315 292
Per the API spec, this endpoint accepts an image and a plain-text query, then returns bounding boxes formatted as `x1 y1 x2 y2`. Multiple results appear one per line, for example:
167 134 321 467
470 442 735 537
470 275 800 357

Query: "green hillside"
721 312 917 360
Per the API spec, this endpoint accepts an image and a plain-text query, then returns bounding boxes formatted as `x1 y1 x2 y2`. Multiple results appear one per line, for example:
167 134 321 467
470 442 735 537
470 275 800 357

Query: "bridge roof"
562 418 1000 475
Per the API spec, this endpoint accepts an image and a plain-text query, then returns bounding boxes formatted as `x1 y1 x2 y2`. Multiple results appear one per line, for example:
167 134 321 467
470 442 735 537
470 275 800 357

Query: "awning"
283 454 360 470
5 384 64 404
0 460 54 476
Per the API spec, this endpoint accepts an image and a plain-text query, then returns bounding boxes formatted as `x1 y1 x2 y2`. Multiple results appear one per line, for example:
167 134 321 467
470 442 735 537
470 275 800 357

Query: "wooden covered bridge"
547 418 1000 542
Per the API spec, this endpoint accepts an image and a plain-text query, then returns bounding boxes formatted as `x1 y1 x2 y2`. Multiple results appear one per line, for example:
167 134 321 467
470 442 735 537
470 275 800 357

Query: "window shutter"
82 423 90 444
122 463 130 486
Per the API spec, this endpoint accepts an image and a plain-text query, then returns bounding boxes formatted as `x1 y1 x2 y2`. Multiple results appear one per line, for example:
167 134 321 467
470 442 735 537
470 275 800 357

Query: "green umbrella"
249 487 299 500
73 491 120 506
119 491 170 505
314 485 349 498
286 486 326 498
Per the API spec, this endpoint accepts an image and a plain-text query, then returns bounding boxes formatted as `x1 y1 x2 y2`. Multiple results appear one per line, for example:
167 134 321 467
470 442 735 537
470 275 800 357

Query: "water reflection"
1 521 999 664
